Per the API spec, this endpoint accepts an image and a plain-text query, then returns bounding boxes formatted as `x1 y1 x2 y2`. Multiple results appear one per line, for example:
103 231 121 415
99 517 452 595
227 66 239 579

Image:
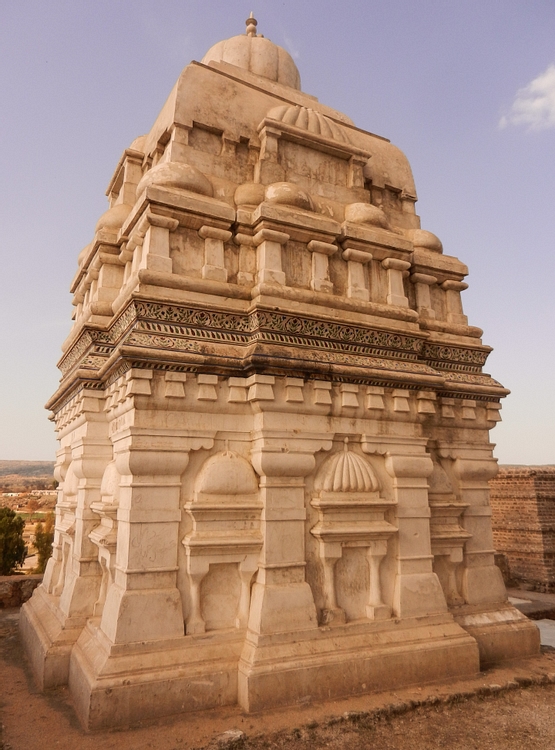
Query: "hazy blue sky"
1 1 553 464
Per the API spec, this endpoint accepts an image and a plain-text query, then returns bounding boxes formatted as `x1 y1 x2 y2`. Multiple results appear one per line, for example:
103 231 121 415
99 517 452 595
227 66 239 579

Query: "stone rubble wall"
0 575 42 608
490 466 555 591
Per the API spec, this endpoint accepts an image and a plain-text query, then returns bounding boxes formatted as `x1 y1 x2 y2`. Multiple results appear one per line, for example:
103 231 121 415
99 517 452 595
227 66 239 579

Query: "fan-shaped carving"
266 105 350 144
195 450 258 496
428 459 454 496
318 439 379 493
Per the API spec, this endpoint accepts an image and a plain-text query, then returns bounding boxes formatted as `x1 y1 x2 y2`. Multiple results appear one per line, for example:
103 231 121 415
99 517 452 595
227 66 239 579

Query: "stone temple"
21 16 539 730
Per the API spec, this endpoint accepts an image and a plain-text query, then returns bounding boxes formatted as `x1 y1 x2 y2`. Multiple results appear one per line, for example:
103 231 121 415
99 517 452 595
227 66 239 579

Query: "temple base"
20 587 85 689
65 613 480 729
454 604 541 667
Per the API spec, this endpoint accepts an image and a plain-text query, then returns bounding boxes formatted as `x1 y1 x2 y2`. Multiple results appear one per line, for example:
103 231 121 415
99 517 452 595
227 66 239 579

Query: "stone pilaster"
377 446 448 618
98 431 211 644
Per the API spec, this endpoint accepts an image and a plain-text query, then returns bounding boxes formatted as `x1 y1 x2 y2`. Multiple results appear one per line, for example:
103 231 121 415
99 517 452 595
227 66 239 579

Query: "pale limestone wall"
20 16 539 730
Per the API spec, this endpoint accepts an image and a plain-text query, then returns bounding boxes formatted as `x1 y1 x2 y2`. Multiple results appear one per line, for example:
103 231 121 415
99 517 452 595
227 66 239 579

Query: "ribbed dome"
318 440 380 493
201 15 301 90
266 104 350 143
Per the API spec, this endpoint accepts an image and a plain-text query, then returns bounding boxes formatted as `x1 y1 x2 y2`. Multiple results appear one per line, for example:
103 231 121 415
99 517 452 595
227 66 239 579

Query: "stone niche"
21 14 539 730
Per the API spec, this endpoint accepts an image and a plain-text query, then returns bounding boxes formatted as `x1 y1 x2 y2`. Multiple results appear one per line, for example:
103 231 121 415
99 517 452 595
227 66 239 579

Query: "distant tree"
0 508 26 575
27 497 39 514
52 479 59 490
34 513 54 574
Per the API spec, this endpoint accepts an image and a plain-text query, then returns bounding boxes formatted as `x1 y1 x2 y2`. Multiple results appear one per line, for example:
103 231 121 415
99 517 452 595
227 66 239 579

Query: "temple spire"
246 12 257 37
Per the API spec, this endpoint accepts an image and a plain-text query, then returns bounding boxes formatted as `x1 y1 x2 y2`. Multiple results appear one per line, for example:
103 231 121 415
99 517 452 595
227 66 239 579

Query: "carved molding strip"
60 300 493 381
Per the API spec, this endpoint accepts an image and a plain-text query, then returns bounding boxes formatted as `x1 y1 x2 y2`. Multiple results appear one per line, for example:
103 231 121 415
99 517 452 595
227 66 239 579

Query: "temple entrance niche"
182 448 262 634
428 453 470 606
47 453 78 599
89 459 120 617
310 438 397 625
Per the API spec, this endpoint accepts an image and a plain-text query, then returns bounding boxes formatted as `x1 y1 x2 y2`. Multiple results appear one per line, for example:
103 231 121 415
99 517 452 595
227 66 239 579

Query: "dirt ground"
2 608 555 750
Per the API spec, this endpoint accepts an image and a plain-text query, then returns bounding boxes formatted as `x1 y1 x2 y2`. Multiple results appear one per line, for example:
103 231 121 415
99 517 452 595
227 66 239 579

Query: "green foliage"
0 507 26 575
34 513 54 574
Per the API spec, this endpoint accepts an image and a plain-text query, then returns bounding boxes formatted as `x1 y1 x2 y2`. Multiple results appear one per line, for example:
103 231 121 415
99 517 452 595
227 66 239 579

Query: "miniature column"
139 212 179 273
244 434 331 638
382 258 411 307
253 228 289 285
199 225 232 282
371 444 448 618
57 403 112 622
451 449 507 605
307 240 337 293
441 280 468 325
99 422 212 644
410 272 436 319
341 244 373 300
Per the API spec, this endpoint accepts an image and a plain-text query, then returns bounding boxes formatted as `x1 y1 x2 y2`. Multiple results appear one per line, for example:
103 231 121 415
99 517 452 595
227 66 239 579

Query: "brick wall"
490 466 555 591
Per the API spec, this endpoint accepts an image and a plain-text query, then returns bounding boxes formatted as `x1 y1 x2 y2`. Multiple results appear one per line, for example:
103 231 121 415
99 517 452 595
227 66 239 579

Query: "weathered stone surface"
0 575 42 608
490 466 555 591
20 13 538 731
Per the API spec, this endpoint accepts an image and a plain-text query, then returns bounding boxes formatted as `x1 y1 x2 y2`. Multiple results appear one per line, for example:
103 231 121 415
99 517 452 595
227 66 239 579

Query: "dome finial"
246 12 257 37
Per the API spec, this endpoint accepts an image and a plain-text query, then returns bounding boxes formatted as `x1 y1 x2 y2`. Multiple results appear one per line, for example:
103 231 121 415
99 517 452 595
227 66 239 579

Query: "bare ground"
2 609 555 750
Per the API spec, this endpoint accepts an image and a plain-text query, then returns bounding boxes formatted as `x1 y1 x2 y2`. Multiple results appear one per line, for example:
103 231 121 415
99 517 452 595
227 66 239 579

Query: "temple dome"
201 14 301 90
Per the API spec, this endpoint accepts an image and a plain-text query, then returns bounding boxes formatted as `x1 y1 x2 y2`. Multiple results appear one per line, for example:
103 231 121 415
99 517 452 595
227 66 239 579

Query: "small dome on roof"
129 135 146 153
95 203 132 234
411 229 443 254
201 14 301 90
136 161 213 198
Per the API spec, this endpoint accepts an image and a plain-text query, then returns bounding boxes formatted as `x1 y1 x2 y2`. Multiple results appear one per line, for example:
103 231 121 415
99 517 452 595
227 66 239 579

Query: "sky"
0 0 554 464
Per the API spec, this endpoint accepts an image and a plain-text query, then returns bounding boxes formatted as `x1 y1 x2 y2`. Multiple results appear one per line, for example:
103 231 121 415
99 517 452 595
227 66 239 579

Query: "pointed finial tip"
246 12 258 37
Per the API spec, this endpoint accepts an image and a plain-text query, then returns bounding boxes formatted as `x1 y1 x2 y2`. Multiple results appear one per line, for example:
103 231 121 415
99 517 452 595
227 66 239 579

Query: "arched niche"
428 456 471 606
89 459 121 617
310 439 397 625
182 450 262 634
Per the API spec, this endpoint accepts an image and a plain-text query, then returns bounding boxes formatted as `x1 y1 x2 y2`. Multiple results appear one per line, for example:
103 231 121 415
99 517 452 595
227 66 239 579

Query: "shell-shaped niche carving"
317 440 380 493
100 460 120 504
62 462 79 499
428 459 456 500
234 182 265 207
266 105 350 144
265 182 314 212
95 203 132 234
345 203 389 229
136 161 214 198
195 450 259 496
411 229 443 254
